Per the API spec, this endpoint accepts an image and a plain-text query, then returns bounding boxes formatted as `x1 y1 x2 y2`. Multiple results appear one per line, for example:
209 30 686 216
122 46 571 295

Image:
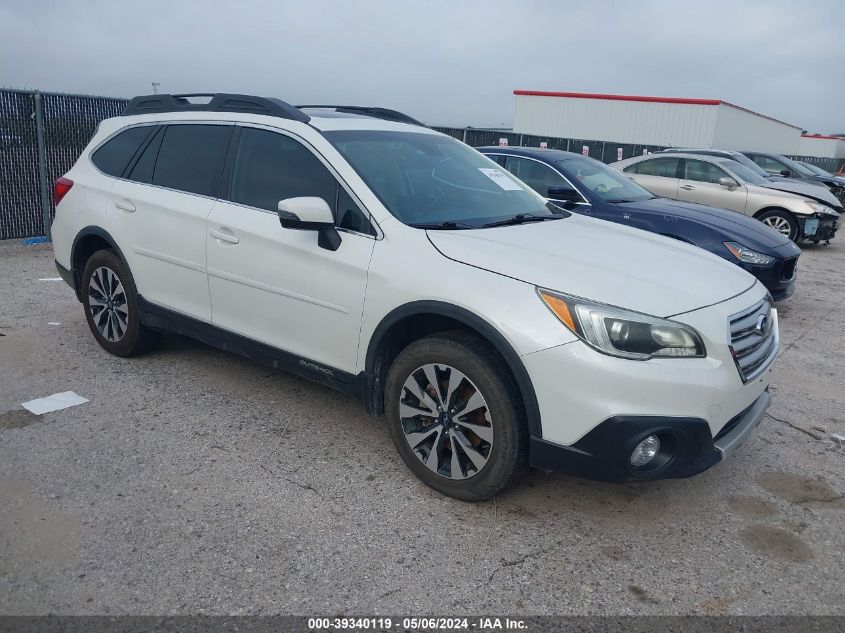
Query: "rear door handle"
114 199 136 212
209 228 240 244
680 184 695 191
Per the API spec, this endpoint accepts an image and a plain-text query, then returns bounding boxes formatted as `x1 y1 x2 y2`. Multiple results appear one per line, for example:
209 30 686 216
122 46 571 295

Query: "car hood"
427 214 756 317
761 180 842 210
620 198 792 250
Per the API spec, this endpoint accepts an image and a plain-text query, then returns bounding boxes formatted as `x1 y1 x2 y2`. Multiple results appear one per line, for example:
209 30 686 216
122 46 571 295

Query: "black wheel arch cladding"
364 300 543 438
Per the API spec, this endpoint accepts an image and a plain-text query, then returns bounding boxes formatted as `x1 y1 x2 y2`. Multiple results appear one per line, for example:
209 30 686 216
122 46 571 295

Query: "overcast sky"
1 0 842 132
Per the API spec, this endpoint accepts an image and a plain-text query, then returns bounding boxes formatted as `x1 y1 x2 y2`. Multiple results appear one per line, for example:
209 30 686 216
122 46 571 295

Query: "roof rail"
122 93 310 123
297 105 424 127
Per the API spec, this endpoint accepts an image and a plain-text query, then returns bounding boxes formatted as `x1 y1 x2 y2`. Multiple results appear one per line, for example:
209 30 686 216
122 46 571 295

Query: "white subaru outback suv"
51 93 778 501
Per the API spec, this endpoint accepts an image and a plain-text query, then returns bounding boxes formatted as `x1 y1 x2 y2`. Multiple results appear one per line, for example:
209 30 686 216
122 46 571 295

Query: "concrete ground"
0 238 843 616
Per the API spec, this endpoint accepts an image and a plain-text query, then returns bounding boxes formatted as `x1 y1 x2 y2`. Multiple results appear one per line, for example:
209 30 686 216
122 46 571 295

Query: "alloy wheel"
761 215 793 237
88 266 128 342
399 363 494 480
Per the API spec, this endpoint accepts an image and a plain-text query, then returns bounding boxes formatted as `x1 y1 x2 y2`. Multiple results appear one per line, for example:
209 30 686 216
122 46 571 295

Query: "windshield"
324 130 560 228
719 160 769 185
558 156 653 202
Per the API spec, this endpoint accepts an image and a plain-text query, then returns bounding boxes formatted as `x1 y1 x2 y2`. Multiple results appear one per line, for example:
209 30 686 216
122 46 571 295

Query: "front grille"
780 256 797 281
728 298 778 383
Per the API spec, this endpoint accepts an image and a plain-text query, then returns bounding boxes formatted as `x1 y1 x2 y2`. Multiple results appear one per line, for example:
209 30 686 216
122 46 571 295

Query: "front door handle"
209 228 240 244
115 199 136 212
680 184 695 191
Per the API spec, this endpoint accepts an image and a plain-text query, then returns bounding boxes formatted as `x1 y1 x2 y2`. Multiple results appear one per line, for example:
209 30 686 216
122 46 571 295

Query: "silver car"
611 152 839 242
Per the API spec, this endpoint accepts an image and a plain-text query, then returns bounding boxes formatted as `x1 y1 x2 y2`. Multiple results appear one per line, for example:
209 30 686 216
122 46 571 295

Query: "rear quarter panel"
50 149 115 270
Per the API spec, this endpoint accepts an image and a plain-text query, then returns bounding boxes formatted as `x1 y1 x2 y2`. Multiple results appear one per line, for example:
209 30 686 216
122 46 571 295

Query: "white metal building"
512 90 804 154
797 134 845 159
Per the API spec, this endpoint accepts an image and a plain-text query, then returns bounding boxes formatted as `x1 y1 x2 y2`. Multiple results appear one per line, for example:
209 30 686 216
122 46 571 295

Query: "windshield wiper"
408 221 477 230
482 214 561 228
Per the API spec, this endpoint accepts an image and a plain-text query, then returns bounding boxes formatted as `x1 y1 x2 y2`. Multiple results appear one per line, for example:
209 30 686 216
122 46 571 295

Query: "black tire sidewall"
385 333 527 501
81 250 144 357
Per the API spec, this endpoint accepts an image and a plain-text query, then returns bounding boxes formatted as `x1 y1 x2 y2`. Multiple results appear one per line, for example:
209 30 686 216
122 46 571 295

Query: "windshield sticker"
478 168 522 191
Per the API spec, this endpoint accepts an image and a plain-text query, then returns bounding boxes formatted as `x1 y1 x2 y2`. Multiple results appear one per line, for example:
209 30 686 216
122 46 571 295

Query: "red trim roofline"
513 90 803 130
802 134 842 140
513 90 720 106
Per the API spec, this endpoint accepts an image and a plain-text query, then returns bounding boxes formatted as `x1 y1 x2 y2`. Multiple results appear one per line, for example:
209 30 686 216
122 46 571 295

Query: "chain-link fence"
432 127 701 164
0 89 128 240
431 126 845 174
1 90 41 240
1 90 843 240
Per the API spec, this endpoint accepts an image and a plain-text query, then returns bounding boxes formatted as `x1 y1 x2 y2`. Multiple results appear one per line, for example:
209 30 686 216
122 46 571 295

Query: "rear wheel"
385 332 527 501
81 249 160 357
758 209 799 242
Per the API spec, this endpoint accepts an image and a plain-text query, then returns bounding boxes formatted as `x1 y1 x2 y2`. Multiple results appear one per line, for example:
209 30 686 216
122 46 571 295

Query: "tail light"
53 177 74 206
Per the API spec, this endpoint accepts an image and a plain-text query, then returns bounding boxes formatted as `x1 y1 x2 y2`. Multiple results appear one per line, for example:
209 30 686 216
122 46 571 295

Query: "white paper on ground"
39 277 63 281
21 391 89 415
47 322 61 326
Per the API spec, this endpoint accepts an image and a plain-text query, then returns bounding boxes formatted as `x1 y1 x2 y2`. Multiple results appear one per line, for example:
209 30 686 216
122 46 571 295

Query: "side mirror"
277 197 341 251
547 186 581 203
780 169 791 177
718 177 738 190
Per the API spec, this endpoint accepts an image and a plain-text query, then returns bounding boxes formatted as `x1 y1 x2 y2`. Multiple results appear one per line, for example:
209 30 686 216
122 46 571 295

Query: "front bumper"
800 214 839 241
529 390 770 480
521 284 774 480
740 257 796 302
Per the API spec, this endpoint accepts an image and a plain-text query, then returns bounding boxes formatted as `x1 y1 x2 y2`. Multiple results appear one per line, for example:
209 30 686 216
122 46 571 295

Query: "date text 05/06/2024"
307 617 528 631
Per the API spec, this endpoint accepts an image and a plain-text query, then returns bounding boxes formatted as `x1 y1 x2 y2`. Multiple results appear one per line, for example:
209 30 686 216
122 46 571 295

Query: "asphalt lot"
0 238 843 616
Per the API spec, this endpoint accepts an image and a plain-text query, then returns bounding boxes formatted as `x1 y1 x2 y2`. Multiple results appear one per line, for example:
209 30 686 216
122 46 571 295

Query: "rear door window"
627 157 679 177
91 125 155 177
152 124 232 197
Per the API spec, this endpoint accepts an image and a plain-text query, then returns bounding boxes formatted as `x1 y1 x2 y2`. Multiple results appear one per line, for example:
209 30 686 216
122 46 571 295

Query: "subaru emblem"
755 314 769 336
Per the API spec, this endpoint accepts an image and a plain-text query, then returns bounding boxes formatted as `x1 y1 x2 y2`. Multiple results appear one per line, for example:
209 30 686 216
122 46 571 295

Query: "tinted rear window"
91 126 154 177
152 125 232 197
627 157 679 177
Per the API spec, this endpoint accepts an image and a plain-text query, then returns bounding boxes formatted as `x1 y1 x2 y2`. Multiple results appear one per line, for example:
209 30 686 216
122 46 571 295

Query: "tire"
81 249 160 357
757 209 799 242
384 331 527 501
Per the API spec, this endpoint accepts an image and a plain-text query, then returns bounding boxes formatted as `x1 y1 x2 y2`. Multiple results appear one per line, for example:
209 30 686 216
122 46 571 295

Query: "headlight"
803 200 838 216
724 242 775 265
538 289 706 359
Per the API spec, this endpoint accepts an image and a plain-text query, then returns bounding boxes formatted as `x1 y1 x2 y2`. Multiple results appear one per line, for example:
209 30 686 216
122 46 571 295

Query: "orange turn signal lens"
539 290 578 333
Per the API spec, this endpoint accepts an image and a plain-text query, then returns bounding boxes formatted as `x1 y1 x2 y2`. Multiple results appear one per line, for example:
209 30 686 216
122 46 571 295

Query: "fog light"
630 435 660 467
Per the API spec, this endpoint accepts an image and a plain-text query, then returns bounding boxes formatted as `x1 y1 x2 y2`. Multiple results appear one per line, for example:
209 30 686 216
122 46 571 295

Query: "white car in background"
612 152 839 243
51 93 776 500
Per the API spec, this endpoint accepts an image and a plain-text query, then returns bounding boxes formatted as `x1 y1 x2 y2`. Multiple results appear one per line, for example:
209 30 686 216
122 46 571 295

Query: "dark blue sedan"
479 146 801 301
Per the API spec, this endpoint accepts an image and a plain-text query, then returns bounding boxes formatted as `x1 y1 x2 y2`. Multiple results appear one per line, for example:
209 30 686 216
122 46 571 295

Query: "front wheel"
758 209 799 242
384 332 527 501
